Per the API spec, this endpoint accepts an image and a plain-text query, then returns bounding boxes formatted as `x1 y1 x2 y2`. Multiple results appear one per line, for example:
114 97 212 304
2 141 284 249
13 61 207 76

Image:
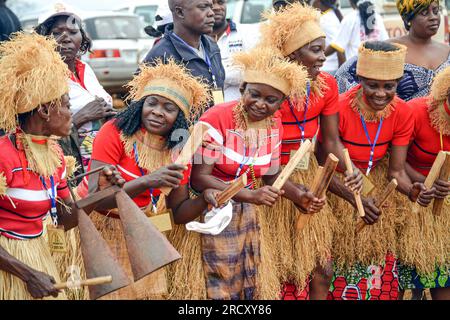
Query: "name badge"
290 149 311 171
148 210 174 233
361 174 375 197
212 90 224 105
47 225 67 253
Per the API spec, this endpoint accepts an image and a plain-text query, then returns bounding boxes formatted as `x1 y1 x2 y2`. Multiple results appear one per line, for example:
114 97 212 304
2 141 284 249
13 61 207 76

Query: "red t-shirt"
338 85 414 171
77 121 190 208
279 72 339 165
198 101 283 188
407 97 450 176
0 136 69 240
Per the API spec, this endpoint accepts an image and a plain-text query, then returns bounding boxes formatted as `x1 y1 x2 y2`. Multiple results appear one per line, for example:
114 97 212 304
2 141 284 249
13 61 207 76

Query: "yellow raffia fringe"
121 131 172 174
0 172 6 196
397 196 449 276
330 157 401 269
257 156 336 297
167 224 206 299
232 46 309 101
63 156 79 178
126 58 210 125
90 211 168 300
350 86 398 122
428 66 450 135
0 235 65 300
18 133 62 177
260 3 324 56
0 32 69 132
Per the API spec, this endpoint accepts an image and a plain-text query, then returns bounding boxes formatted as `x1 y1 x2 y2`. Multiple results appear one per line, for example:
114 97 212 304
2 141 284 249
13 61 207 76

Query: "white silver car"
80 11 154 94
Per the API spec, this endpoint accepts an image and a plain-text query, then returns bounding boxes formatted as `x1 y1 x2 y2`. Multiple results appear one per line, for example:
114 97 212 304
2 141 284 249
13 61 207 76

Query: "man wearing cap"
144 3 173 45
209 0 258 102
142 0 225 109
0 0 21 42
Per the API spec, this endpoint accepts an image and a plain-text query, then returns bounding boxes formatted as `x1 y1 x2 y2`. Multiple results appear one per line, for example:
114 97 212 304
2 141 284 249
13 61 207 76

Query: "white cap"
38 2 82 25
154 3 173 28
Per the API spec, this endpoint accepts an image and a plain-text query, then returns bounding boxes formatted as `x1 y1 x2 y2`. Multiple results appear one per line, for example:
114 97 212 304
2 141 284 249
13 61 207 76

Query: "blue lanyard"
133 143 158 213
288 82 311 143
359 113 384 176
171 32 218 88
40 176 57 226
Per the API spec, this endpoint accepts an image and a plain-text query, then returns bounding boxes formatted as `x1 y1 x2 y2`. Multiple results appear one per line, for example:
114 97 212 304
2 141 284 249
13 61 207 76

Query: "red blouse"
407 97 450 176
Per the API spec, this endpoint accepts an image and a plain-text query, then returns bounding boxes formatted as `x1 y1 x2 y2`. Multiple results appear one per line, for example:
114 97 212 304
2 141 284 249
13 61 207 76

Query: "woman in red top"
0 33 123 300
191 46 326 300
79 59 219 299
400 66 450 300
326 41 434 300
258 3 363 300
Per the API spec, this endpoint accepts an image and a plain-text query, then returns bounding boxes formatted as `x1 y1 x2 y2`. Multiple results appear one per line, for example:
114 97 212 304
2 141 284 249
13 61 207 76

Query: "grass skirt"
43 218 87 300
90 211 168 300
167 224 207 299
258 156 336 297
0 234 65 300
396 194 449 289
330 159 400 268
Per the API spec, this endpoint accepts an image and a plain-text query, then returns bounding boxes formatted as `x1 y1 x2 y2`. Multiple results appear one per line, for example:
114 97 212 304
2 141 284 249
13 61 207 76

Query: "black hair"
34 16 92 55
18 109 35 128
363 40 400 52
350 0 376 36
114 98 189 150
320 0 343 21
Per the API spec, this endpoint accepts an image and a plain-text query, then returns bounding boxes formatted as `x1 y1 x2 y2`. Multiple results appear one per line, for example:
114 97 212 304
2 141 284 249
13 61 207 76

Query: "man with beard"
209 0 258 102
142 0 225 109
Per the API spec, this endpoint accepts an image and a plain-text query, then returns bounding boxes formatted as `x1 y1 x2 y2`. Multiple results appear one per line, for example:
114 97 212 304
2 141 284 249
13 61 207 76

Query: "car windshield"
84 16 147 40
135 5 159 25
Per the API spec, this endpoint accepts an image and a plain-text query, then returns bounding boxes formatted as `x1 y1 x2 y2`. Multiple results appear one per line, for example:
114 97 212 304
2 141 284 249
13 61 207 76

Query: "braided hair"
350 0 377 36
114 98 189 150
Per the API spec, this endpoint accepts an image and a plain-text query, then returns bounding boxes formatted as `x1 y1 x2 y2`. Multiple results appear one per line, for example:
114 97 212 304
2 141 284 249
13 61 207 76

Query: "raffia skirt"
90 211 168 300
328 158 403 300
0 234 65 300
258 155 336 299
396 194 449 290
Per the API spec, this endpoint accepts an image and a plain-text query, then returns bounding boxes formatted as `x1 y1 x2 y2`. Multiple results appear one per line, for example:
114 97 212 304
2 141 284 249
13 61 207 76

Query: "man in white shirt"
325 0 389 63
209 0 258 102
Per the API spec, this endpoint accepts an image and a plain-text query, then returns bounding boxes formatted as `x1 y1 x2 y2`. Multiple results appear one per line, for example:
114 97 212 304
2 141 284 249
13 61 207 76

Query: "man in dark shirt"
0 0 21 42
142 0 225 107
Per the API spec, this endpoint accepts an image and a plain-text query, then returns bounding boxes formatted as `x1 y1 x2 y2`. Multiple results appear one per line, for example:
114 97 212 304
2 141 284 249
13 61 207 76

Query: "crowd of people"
0 0 448 301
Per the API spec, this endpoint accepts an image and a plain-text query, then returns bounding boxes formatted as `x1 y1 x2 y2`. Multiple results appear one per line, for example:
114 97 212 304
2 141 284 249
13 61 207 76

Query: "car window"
340 0 351 9
135 5 159 25
85 16 147 40
241 0 272 24
226 0 238 20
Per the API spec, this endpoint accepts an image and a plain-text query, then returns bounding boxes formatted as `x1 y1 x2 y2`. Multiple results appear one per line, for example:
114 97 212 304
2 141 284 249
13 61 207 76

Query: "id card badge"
212 89 224 105
291 148 311 171
47 225 67 253
148 210 174 233
361 174 375 197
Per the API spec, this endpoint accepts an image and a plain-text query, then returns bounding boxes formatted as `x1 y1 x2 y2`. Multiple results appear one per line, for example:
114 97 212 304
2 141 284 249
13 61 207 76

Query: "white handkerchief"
185 202 233 235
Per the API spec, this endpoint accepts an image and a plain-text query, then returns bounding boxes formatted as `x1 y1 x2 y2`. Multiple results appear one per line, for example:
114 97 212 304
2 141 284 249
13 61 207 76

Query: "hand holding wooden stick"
54 276 112 290
343 149 365 217
296 153 339 231
412 151 446 214
160 123 209 196
356 179 398 233
272 140 312 190
432 152 450 216
207 174 247 211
